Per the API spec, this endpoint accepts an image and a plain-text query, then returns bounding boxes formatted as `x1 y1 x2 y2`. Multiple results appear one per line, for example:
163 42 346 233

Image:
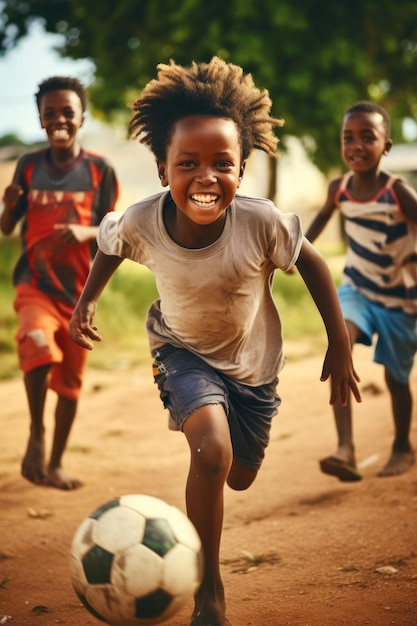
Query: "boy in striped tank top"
306 101 417 481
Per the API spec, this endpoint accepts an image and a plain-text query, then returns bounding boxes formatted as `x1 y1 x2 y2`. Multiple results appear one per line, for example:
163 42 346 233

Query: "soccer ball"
70 494 203 625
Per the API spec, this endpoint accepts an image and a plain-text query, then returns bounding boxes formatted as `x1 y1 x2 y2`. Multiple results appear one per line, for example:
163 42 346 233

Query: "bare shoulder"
391 175 417 197
328 176 343 196
321 176 344 211
390 173 417 222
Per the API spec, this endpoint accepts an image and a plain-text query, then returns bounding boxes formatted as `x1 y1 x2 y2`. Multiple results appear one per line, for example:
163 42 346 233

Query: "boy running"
1 76 119 489
306 101 417 481
70 58 360 625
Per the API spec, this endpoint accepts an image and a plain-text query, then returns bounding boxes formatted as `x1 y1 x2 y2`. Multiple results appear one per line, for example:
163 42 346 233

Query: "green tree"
0 132 25 146
1 0 417 184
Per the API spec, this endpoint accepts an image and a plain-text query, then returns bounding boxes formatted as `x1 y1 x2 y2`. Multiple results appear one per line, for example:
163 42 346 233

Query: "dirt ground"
0 344 417 626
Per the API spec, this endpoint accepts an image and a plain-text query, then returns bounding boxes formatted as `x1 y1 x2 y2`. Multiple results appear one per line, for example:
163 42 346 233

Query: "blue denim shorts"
152 344 281 470
338 284 417 384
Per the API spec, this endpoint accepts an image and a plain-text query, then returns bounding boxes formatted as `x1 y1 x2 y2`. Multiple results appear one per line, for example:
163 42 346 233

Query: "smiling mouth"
52 129 70 139
191 194 218 208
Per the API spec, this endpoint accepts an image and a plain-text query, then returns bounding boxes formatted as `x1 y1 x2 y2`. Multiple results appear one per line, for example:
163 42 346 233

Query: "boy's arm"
304 178 340 243
393 178 417 224
70 249 123 350
295 238 361 406
0 183 24 235
54 223 100 244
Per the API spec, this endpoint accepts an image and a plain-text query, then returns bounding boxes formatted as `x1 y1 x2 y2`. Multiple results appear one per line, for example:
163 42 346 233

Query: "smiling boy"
0 76 119 489
70 58 360 625
306 101 417 481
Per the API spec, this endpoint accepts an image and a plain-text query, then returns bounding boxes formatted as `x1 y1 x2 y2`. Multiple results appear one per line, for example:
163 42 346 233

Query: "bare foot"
190 585 231 626
190 607 232 626
46 466 83 490
378 450 415 477
21 433 46 485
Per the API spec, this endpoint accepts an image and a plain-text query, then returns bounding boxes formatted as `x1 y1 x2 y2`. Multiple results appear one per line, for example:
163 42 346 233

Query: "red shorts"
14 284 88 400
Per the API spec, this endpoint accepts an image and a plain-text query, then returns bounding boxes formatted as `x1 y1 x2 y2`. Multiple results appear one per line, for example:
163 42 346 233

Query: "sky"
0 21 94 142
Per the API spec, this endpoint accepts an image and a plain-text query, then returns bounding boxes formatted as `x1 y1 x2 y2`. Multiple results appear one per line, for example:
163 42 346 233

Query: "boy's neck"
348 168 388 201
48 144 82 169
163 195 227 249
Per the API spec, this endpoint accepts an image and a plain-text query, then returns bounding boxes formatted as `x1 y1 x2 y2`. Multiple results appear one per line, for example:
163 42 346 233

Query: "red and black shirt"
12 148 119 304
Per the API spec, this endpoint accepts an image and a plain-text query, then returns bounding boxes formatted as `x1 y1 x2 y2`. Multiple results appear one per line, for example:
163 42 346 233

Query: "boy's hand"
320 344 361 406
55 224 98 244
3 183 23 209
69 302 102 350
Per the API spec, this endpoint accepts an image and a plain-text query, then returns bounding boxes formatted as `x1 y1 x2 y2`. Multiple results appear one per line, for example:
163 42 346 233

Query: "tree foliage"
1 0 417 173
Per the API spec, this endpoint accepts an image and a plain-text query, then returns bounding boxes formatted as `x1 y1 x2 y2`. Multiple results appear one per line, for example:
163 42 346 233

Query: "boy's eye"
41 109 76 121
343 133 377 144
177 159 234 169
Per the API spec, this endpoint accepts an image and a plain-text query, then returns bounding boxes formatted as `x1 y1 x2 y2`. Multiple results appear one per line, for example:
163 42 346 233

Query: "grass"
0 237 21 379
0 236 344 380
221 550 281 573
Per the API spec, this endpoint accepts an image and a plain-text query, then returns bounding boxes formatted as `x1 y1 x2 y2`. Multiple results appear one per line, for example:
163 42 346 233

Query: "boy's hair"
345 101 391 136
35 76 88 113
129 56 284 162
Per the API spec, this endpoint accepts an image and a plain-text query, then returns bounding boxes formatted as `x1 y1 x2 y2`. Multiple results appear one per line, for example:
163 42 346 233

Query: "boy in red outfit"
1 76 119 489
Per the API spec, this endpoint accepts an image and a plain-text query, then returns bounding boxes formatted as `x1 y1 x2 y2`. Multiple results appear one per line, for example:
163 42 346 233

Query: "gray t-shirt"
97 191 303 385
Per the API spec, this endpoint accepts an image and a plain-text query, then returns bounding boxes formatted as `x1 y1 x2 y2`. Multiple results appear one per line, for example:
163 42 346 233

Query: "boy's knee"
385 369 409 389
190 439 232 479
227 462 258 491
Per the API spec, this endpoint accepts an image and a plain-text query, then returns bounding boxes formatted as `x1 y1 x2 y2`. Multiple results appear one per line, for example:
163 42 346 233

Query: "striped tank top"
336 172 417 315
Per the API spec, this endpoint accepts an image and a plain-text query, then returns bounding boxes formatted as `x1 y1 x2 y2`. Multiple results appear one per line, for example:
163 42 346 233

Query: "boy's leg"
378 370 415 476
319 397 362 481
22 364 51 484
331 398 356 463
22 367 82 489
46 395 82 490
183 403 233 626
320 320 362 481
45 315 87 490
14 286 62 486
152 345 276 624
227 460 258 491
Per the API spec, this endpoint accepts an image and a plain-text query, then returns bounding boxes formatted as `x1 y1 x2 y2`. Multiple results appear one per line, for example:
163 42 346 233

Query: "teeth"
191 194 217 207
53 129 68 138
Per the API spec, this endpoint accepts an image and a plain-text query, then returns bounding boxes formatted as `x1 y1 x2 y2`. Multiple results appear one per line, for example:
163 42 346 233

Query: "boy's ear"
157 162 169 187
383 139 393 155
237 160 246 188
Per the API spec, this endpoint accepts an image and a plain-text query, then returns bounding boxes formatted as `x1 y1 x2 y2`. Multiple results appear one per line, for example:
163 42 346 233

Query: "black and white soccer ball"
70 494 203 625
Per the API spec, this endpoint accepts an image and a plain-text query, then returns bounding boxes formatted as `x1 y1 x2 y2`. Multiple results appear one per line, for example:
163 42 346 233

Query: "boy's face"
157 115 245 227
341 111 392 172
39 89 84 149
